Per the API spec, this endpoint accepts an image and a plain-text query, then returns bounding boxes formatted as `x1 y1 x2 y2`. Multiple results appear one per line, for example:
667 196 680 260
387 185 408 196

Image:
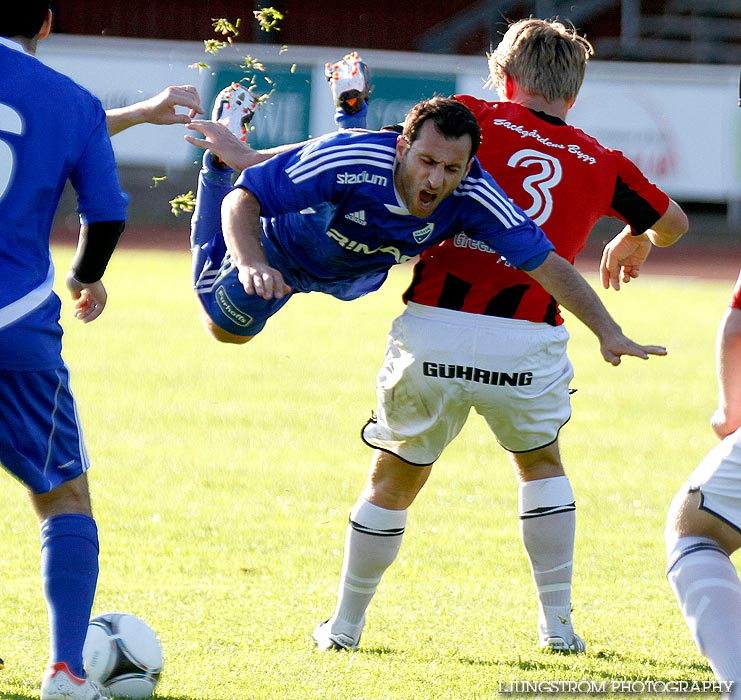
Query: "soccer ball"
83 612 163 699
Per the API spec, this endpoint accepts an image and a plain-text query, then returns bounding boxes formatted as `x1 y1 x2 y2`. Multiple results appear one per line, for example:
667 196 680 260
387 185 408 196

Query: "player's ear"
502 73 519 101
396 134 409 160
38 10 53 41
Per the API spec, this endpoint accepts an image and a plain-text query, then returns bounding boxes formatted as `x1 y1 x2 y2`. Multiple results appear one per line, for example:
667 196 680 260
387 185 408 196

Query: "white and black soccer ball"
83 612 163 699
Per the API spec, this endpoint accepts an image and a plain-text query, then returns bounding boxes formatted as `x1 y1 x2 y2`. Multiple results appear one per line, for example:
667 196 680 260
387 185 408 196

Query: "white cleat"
41 662 109 700
211 82 258 142
206 82 259 170
538 609 586 654
312 620 360 651
540 632 587 654
325 52 370 115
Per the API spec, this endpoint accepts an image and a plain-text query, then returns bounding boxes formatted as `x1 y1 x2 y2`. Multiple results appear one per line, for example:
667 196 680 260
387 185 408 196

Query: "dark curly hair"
402 96 481 160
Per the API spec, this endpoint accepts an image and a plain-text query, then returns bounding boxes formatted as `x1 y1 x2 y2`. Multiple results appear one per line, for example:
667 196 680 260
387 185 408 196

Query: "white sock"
518 476 576 635
327 498 407 641
667 536 741 689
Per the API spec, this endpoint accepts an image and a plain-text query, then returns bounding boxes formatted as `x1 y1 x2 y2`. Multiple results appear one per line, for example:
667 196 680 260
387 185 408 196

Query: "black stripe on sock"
349 518 405 537
666 541 729 576
519 502 576 520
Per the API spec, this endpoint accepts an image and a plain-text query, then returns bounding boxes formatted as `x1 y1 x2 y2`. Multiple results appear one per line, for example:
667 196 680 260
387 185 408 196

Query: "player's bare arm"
711 306 741 438
106 85 203 136
644 198 689 248
185 120 307 171
527 252 667 365
221 187 292 300
601 198 688 290
185 120 270 170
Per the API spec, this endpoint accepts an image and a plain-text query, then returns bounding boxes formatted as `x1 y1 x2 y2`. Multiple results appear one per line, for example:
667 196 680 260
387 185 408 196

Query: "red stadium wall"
51 0 543 55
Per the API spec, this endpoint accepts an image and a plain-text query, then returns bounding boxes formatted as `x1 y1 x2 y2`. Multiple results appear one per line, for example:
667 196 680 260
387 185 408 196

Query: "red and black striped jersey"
403 96 670 325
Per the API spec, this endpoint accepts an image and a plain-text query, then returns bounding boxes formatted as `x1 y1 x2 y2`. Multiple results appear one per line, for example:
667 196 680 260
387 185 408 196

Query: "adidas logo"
345 210 367 226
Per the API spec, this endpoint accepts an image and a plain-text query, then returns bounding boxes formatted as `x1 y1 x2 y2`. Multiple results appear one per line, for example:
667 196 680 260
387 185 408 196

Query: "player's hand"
237 262 292 300
139 85 203 125
599 330 667 366
600 230 652 291
185 120 257 170
65 273 107 323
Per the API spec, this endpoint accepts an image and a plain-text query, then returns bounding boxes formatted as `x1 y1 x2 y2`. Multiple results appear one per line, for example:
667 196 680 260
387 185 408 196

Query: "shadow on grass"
452 649 711 679
347 644 402 658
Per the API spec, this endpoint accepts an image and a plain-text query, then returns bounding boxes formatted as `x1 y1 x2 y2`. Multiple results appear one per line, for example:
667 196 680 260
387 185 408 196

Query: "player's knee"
665 487 741 556
200 314 253 344
365 451 431 509
510 446 565 482
209 328 252 345
665 486 701 545
30 474 93 520
665 486 689 544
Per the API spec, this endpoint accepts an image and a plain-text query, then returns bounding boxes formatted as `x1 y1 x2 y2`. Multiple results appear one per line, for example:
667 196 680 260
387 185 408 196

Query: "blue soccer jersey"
0 39 128 370
235 129 554 301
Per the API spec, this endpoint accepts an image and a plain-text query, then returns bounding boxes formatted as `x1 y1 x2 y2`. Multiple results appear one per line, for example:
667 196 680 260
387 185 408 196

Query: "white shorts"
687 427 741 532
361 302 574 465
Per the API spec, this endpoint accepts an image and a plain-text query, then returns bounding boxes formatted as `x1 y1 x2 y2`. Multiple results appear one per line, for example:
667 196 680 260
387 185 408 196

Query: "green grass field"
0 246 734 699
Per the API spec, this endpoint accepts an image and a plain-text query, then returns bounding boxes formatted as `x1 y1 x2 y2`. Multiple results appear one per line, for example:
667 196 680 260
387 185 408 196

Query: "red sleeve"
608 153 670 233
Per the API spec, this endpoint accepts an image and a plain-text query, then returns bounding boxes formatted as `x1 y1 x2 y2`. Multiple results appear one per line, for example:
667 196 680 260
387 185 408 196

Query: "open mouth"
419 190 437 208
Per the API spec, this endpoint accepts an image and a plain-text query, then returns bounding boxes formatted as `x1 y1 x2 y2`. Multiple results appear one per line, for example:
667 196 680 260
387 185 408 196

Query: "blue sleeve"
69 98 128 224
517 249 552 271
234 136 338 217
458 160 555 270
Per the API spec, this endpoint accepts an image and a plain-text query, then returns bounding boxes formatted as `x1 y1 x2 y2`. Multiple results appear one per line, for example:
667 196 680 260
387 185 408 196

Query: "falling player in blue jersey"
0 3 202 699
187 93 667 365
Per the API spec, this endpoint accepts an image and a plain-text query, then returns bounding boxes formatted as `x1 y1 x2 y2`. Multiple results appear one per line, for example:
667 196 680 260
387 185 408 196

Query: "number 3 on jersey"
507 148 562 226
0 103 24 202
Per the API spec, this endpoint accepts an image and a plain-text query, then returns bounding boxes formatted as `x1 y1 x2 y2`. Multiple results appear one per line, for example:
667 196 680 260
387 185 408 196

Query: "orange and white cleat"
211 82 258 143
325 52 370 115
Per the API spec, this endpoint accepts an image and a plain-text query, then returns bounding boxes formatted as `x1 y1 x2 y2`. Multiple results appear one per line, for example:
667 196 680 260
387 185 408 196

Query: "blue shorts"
0 365 89 494
191 164 293 337
195 255 293 336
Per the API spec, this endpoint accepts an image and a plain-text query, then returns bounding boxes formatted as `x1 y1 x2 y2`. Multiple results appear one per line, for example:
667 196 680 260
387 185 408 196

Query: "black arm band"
629 227 647 237
70 220 126 283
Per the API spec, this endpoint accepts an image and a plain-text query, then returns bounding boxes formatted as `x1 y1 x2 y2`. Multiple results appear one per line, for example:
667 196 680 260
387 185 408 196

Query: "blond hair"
487 18 594 103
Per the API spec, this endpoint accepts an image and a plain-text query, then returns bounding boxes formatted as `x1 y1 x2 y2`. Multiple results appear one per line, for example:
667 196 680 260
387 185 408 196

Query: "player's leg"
190 155 232 288
190 84 268 344
190 82 256 285
190 148 252 343
32 475 100 685
472 314 580 652
314 305 469 650
665 437 741 698
325 52 370 130
508 442 584 653
313 450 432 650
0 367 106 699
